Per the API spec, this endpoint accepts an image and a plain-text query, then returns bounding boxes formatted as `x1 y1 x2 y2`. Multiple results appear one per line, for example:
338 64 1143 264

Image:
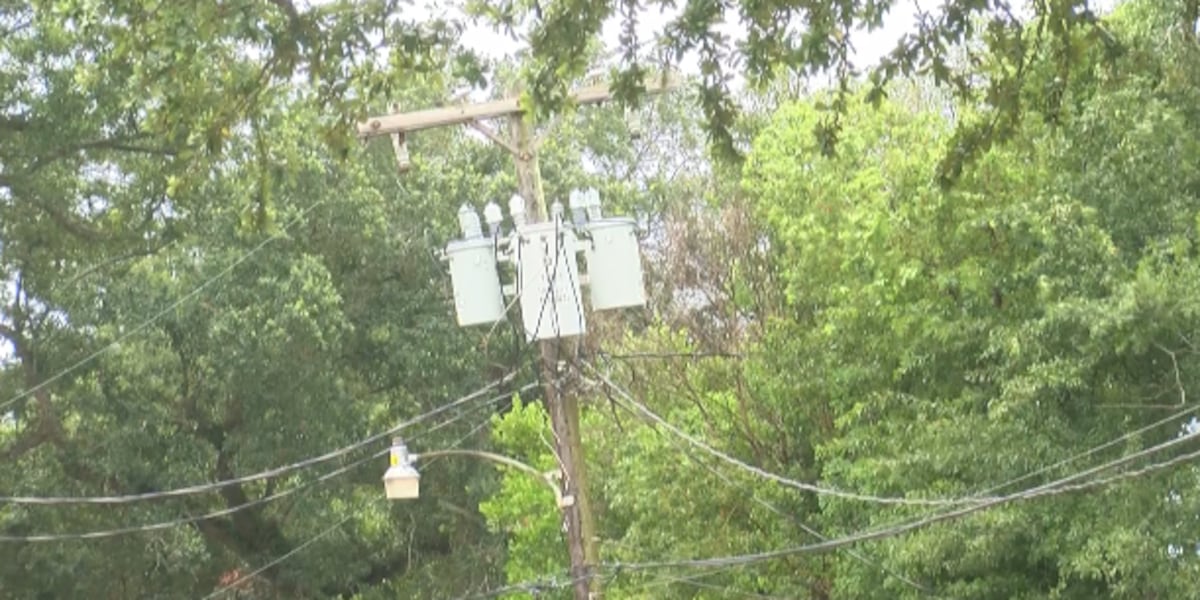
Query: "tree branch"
27 133 178 173
0 117 29 136
0 321 17 344
0 428 49 462
33 201 103 241
265 0 303 24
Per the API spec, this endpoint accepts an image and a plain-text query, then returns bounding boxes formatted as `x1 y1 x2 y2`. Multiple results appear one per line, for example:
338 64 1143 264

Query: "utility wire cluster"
202 390 516 599
188 355 1199 599
0 200 329 414
0 378 530 507
576 361 1200 568
3 182 1198 596
463 429 1199 599
0 381 531 542
604 386 933 594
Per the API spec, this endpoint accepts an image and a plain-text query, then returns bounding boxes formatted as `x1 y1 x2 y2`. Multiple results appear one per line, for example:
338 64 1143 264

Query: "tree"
736 1 1200 596
474 1 1200 597
467 0 1146 169
0 68 525 599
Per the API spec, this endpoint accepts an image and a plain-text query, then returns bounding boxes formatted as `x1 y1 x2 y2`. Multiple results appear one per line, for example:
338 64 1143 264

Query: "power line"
602 347 1200 502
0 200 327 413
632 565 795 599
605 392 936 596
972 402 1200 497
603 434 1200 573
584 364 992 507
2 449 365 543
480 436 1199 586
1 378 532 506
0 390 508 543
599 350 745 361
201 395 510 599
582 360 1200 585
467 368 1199 597
199 511 357 600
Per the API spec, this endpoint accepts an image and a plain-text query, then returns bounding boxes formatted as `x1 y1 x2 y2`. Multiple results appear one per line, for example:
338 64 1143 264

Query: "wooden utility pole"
507 98 597 600
357 75 678 599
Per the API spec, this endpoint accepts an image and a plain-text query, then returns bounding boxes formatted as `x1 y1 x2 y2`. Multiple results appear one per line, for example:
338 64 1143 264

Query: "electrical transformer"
585 217 646 310
516 221 586 341
445 237 506 327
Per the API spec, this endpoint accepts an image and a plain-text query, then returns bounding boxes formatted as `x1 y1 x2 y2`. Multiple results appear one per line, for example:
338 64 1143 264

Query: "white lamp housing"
383 439 420 500
445 236 506 326
516 220 586 341
585 216 646 310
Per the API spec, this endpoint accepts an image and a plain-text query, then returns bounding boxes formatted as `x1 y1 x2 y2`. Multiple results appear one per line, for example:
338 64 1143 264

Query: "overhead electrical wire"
592 355 936 595
445 363 1200 597
632 565 797 599
467 438 1200 592
201 396 511 597
603 390 936 596
596 351 1198 592
593 431 1200 573
584 364 990 507
0 387 514 543
596 348 1200 501
0 200 328 413
199 510 358 600
0 378 533 506
582 358 1200 583
588 363 1200 509
970 401 1200 497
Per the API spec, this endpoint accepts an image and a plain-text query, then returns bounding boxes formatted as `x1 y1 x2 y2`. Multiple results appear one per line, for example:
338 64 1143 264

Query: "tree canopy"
3 0 1200 598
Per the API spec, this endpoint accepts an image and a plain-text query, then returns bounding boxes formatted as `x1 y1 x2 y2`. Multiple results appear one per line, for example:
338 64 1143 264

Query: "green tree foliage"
0 86 518 597
478 396 565 592
735 1 1200 596
0 23 519 594
7 0 1200 597
463 0 1188 169
469 1 1200 598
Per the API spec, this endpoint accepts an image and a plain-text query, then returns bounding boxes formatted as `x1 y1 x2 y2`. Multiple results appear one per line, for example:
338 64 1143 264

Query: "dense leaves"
4 0 1200 598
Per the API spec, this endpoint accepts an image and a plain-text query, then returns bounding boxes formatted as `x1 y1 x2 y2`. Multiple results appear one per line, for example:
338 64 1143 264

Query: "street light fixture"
382 439 420 500
383 438 568 506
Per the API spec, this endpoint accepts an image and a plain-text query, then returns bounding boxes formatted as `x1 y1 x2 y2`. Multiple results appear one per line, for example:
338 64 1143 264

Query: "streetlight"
382 439 420 500
383 438 569 507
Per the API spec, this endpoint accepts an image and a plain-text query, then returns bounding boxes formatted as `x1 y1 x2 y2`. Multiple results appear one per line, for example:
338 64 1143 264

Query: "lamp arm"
412 449 568 505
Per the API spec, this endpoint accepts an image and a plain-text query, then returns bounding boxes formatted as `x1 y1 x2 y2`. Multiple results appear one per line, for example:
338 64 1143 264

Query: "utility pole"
508 95 596 600
358 75 678 600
